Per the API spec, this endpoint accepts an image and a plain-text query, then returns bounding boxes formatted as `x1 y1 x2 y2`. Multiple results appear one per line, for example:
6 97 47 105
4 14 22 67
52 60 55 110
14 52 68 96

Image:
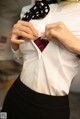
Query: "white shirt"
12 2 80 96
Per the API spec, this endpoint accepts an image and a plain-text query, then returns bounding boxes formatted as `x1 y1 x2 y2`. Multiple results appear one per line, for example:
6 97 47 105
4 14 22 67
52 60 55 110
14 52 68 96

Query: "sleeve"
11 5 31 64
11 5 33 64
11 47 23 64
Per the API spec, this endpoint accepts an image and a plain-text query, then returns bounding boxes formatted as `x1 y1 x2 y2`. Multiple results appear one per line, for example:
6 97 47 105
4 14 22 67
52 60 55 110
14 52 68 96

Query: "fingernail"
20 40 25 43
32 36 38 41
41 34 45 39
34 32 38 37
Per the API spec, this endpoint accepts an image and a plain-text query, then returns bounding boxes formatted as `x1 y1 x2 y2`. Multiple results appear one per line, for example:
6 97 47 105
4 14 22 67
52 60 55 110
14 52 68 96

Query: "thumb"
11 35 25 44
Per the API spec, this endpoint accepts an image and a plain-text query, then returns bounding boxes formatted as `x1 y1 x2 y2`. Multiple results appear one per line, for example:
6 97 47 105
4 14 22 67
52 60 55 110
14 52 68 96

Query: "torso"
19 2 80 95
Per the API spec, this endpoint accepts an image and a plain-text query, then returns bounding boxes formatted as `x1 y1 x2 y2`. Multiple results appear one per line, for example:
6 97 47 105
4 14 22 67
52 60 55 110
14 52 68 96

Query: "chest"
20 4 80 55
30 7 80 37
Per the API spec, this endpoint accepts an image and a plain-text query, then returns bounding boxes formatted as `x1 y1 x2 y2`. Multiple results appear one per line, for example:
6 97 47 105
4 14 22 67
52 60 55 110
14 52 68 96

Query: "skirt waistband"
11 76 69 108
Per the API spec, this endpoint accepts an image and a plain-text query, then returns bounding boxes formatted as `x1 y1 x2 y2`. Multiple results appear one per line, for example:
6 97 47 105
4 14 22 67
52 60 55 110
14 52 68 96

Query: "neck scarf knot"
21 0 57 52
22 0 50 21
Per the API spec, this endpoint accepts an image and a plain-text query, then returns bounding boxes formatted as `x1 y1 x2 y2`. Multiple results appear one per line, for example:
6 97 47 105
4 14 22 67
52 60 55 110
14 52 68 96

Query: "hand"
42 22 80 54
11 20 38 44
42 22 75 41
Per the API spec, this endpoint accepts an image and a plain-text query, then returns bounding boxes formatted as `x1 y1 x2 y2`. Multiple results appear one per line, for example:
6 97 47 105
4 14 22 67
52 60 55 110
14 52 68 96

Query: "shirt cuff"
11 47 23 64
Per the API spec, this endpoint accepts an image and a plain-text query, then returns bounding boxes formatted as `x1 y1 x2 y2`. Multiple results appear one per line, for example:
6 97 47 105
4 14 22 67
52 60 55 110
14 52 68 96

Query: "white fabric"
12 2 80 95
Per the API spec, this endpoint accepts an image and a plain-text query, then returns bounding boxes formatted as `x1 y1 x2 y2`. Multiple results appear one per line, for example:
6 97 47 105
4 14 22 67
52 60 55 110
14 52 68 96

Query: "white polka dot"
41 10 43 13
45 9 48 13
34 6 37 10
37 14 39 16
26 16 29 18
27 11 30 13
32 15 34 18
41 3 44 6
36 11 39 14
45 6 47 8
23 15 26 17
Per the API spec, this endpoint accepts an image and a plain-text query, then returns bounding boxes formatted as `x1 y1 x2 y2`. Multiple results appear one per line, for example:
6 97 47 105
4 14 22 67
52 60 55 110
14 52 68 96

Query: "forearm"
11 43 23 64
44 22 80 55
59 36 80 55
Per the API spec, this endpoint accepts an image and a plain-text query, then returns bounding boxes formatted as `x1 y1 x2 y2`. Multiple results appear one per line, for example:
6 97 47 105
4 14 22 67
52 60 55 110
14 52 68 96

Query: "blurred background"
0 0 80 119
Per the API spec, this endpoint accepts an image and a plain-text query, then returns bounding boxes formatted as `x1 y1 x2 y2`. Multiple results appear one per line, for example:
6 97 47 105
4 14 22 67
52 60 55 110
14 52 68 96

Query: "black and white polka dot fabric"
22 0 50 21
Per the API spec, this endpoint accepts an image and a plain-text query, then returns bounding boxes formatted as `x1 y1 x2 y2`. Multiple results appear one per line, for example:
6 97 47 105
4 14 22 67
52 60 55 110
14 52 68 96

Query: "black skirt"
1 76 70 119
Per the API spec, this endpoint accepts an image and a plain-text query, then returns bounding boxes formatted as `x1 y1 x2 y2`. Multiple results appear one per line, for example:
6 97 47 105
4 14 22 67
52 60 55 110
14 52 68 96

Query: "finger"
47 29 60 40
42 30 56 41
12 29 37 40
11 35 25 44
45 22 64 31
18 20 38 37
41 32 47 39
14 25 34 36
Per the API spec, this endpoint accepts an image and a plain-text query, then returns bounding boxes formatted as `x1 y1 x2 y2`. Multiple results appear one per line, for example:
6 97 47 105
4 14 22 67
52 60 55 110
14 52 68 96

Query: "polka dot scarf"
21 0 57 52
22 0 50 21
